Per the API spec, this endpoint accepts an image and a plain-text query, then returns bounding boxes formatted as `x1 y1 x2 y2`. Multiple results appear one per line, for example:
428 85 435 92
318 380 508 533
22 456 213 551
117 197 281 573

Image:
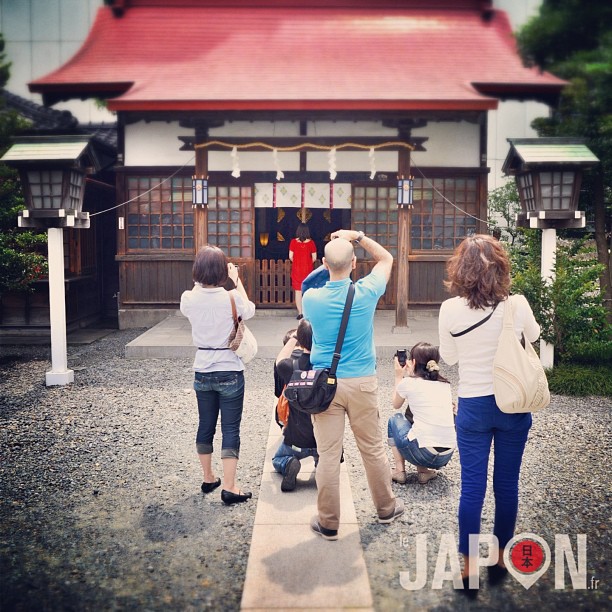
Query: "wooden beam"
194 126 209 252
396 148 411 328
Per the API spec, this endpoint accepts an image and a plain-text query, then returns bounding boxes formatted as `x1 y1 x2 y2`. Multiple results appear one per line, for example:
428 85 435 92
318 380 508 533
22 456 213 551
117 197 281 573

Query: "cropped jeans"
387 413 455 469
456 395 532 556
194 370 245 459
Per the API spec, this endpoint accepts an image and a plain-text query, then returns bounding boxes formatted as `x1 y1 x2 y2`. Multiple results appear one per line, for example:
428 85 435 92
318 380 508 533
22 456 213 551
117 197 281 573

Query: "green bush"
0 231 48 293
546 364 612 397
507 232 610 362
563 341 612 365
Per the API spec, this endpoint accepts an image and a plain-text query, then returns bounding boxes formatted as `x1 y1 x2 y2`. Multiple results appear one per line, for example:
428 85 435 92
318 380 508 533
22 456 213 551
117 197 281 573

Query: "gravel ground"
0 328 610 611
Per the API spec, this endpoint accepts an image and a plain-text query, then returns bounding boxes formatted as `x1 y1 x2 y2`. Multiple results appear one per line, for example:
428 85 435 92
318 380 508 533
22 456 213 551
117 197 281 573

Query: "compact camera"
395 349 408 367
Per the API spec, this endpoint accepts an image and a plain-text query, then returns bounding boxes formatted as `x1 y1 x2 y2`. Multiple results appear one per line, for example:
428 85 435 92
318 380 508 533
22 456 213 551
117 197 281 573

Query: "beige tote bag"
493 296 550 413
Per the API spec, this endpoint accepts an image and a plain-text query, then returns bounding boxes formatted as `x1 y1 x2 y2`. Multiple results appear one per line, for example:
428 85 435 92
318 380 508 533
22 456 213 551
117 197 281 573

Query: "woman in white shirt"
180 246 256 506
389 342 456 485
438 234 540 597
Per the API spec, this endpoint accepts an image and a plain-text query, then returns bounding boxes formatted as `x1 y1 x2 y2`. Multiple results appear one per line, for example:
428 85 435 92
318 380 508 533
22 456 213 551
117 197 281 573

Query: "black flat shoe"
460 576 479 600
201 478 221 494
221 489 252 505
487 564 509 586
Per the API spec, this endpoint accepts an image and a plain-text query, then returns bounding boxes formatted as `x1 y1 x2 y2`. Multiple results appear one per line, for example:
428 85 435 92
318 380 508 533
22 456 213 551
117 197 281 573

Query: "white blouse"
396 377 457 448
438 294 540 398
180 285 256 373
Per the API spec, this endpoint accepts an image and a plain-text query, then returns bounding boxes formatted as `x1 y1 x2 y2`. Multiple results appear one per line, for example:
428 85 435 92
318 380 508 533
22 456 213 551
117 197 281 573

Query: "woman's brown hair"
192 245 228 287
409 342 450 384
444 234 510 309
295 223 310 242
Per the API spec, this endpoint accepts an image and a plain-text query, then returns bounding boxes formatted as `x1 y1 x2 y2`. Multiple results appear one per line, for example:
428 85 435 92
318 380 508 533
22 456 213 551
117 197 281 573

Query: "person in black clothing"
272 319 319 492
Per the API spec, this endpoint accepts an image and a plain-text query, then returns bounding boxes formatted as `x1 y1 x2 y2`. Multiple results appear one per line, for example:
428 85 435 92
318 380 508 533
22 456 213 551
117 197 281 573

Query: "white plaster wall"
125 119 484 174
488 100 551 189
411 121 480 169
306 121 398 137
209 121 300 138
0 0 114 123
124 121 194 167
493 0 541 30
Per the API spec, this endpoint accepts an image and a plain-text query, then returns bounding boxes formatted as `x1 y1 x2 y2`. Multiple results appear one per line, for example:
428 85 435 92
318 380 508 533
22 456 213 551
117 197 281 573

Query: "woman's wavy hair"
409 342 449 384
192 245 228 287
444 234 510 309
296 223 311 241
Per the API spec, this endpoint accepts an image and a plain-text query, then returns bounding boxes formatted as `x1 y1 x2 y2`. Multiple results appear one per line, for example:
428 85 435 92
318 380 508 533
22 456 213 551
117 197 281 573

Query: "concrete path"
240 413 373 611
125 309 441 360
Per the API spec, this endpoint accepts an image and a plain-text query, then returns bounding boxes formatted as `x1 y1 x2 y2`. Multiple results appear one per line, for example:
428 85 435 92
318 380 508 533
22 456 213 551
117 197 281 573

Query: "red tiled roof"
29 4 565 112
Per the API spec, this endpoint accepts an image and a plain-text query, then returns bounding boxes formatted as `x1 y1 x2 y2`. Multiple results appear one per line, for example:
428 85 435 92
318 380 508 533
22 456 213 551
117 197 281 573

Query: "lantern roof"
1 135 115 171
502 138 600 174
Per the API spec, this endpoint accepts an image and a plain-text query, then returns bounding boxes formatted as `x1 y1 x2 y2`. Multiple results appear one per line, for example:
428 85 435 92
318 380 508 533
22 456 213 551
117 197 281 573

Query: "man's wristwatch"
353 231 365 244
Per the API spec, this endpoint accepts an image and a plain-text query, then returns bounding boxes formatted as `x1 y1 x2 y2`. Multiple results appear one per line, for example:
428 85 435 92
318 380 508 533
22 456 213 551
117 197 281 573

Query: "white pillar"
45 227 74 386
540 228 556 369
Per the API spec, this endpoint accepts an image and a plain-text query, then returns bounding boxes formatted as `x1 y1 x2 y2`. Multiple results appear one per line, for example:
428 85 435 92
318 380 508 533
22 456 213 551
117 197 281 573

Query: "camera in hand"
395 349 407 366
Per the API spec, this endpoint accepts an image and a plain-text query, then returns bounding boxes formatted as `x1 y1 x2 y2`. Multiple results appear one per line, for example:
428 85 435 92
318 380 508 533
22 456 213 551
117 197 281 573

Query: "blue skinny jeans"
194 370 245 459
456 395 532 556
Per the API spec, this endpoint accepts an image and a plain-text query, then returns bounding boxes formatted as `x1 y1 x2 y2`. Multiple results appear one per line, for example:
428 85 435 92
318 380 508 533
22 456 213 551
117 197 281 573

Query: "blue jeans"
456 395 532 556
387 413 455 469
194 370 245 459
272 441 318 475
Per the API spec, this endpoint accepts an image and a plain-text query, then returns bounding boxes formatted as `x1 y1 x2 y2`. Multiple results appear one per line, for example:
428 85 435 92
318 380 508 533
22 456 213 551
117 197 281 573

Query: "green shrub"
507 232 610 362
563 341 612 365
0 231 48 293
546 364 612 397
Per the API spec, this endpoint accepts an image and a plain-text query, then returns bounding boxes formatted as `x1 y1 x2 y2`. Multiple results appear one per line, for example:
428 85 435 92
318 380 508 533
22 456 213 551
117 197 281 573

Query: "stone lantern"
1 135 111 385
502 137 600 367
502 137 599 230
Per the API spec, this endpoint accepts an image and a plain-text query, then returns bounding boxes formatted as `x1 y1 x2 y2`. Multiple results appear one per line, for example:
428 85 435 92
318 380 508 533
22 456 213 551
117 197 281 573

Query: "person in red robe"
289 223 317 319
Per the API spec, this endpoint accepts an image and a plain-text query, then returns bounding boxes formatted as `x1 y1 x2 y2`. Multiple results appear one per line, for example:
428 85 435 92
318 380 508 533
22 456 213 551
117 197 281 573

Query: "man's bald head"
324 238 355 275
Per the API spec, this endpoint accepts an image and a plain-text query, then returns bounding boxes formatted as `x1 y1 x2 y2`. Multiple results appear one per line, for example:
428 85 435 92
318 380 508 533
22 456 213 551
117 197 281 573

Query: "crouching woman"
388 342 456 485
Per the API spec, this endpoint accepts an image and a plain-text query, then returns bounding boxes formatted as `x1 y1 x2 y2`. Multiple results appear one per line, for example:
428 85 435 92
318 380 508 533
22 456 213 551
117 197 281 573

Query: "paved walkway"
124 309 440 360
124 308 440 611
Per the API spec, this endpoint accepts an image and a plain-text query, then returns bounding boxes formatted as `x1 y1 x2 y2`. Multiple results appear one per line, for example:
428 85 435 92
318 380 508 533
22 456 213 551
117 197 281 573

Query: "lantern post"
1 135 106 385
502 138 600 367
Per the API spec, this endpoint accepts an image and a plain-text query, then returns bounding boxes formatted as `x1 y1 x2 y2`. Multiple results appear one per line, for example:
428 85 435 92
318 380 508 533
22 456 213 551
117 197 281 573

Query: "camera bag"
283 283 354 415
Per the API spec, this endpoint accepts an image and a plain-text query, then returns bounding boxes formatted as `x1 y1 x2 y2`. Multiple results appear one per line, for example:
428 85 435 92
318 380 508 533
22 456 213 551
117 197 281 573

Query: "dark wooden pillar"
194 143 208 251
395 147 411 328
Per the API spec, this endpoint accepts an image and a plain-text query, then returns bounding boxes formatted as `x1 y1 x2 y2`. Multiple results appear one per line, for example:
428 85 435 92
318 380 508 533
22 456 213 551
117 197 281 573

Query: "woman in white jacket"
438 235 540 597
180 246 256 505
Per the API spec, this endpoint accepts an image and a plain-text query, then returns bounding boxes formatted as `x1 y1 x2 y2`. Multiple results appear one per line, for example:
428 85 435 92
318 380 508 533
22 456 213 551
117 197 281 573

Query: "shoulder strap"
450 301 499 337
228 292 239 324
502 295 515 329
329 283 355 377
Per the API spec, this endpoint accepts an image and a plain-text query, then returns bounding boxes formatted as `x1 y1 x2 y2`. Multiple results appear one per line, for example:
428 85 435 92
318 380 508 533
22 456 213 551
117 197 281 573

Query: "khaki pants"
312 375 396 530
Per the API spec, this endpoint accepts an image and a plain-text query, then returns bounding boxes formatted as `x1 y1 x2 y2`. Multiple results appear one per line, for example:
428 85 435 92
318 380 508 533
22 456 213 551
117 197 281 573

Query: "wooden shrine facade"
115 133 489 327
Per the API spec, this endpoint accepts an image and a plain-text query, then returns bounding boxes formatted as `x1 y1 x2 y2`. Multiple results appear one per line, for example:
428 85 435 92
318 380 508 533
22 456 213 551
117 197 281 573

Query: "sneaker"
281 457 301 492
378 498 405 524
310 516 339 541
417 469 438 485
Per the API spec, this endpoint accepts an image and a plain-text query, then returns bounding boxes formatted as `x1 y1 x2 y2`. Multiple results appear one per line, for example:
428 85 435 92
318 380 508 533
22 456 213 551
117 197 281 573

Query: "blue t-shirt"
303 271 387 378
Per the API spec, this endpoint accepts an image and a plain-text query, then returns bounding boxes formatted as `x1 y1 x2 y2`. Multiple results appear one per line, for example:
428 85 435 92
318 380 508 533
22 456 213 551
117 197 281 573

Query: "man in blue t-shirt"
303 229 404 541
